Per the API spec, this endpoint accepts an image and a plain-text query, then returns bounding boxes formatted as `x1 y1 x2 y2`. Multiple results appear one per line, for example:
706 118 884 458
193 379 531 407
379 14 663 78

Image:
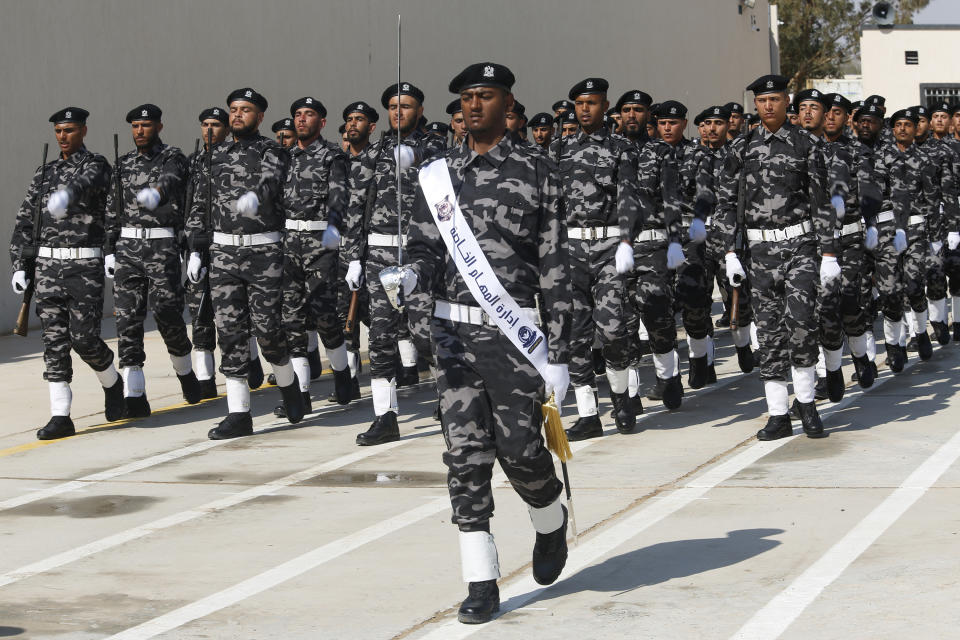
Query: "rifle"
13 143 50 337
729 132 751 329
197 129 215 322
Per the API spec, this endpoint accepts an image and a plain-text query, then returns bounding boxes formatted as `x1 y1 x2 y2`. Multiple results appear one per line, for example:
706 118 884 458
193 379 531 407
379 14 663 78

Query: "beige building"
861 24 960 110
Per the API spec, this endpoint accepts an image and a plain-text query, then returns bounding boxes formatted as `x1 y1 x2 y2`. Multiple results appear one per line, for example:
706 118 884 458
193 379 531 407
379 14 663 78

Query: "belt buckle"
237 234 246 247
480 309 490 326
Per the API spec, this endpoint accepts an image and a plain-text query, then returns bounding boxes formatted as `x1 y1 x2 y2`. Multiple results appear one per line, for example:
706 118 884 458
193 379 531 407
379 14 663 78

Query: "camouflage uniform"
10 147 116 382
336 148 372 381
187 134 290 377
715 123 834 382
184 149 216 354
917 136 958 336
405 134 569 529
105 140 191 368
938 136 960 331
280 137 349 358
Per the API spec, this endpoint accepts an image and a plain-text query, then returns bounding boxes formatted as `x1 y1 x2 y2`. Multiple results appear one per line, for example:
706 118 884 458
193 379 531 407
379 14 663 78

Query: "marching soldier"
929 102 960 339
426 121 450 144
529 112 554 151
186 87 305 439
104 103 200 417
277 96 355 416
715 75 836 441
185 107 229 398
726 102 745 140
10 107 124 439
272 118 297 148
554 77 639 442
404 61 571 624
446 98 466 146
343 81 444 446
559 109 579 137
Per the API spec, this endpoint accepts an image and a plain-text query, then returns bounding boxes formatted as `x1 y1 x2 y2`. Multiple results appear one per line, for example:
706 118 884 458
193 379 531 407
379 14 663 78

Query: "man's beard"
135 133 158 151
231 121 258 137
297 125 319 142
346 129 368 144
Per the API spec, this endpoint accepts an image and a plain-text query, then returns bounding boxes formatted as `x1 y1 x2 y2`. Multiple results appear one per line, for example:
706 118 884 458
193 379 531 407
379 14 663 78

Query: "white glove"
47 188 70 218
11 270 28 294
543 363 570 407
666 241 685 270
831 194 846 218
688 218 707 244
104 254 116 279
401 268 418 296
393 144 415 169
894 228 907 254
948 231 960 251
136 187 161 211
819 255 841 287
345 260 363 291
725 252 746 285
237 191 260 215
864 225 878 250
615 241 634 274
321 224 341 250
931 240 943 255
186 252 206 284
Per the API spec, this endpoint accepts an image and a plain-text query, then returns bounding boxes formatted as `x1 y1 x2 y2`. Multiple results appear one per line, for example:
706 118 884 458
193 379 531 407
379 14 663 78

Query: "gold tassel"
542 392 572 462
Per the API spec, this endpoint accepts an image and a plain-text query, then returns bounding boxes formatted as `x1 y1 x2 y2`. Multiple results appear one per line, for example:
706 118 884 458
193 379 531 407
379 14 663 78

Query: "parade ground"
1 316 959 639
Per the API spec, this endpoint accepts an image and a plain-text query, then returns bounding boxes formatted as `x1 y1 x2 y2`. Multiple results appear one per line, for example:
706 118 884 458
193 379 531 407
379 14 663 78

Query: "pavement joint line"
405 344 944 639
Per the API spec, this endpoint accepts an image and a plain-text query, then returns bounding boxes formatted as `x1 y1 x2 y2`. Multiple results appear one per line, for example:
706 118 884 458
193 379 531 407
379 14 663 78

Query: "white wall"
861 25 960 110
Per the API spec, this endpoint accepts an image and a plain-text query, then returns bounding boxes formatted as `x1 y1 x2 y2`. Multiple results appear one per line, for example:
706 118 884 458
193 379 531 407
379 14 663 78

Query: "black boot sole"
458 603 500 625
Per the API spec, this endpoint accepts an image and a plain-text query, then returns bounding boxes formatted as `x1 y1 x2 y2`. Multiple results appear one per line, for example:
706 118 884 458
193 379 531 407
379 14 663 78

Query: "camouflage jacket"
919 136 959 235
618 136 682 244
10 146 111 270
714 122 835 255
822 134 880 228
406 134 572 365
104 140 188 252
693 142 731 221
279 137 349 227
551 127 636 229
671 138 705 225
186 133 289 247
863 139 933 240
343 128 446 263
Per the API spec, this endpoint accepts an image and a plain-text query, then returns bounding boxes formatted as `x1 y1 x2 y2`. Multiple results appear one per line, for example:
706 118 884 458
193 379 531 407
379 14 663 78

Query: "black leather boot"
37 416 75 440
954 322 960 343
916 331 933 360
532 505 568 586
328 376 361 403
886 343 905 373
706 362 717 384
266 373 277 386
331 367 353 405
814 377 828 400
274 392 311 418
248 358 265 389
199 378 219 399
397 365 420 388
278 377 306 424
178 371 203 404
208 412 253 440
307 348 324 379
757 414 793 441
610 391 636 434
356 411 399 446
662 374 683 410
457 580 499 624
628 392 644 416
736 345 755 373
565 415 603 441
825 368 845 402
103 377 125 422
124 395 151 418
794 399 826 438
647 376 664 401
687 355 708 390
852 355 875 389
931 321 951 345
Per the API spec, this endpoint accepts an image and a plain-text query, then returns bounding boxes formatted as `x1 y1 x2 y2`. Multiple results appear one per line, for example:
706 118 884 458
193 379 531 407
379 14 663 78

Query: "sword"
382 14 408 312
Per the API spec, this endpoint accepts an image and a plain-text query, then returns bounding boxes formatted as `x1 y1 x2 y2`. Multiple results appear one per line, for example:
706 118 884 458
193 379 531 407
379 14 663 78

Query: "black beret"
746 74 789 95
426 121 450 135
826 93 853 113
227 88 268 111
448 62 515 94
913 105 928 118
724 102 744 115
698 105 732 124
793 88 829 109
381 82 425 108
509 100 526 116
851 100 863 110
49 107 89 124
568 77 609 101
890 108 919 125
865 94 885 107
529 112 553 128
787 103 798 115
560 110 578 125
952 105 960 116
693 110 708 126
615 90 653 110
342 100 379 123
125 103 162 123
271 118 295 133
445 98 462 116
290 96 327 118
656 100 687 119
745 113 759 125
853 103 883 121
930 102 953 116
198 107 228 124
552 99 574 113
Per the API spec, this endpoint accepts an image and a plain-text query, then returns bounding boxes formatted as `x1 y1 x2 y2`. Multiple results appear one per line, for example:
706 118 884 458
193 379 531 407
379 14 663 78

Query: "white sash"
418 158 550 378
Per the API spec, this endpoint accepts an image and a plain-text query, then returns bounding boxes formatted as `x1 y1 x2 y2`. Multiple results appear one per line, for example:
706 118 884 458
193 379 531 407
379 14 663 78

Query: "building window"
905 51 919 65
921 85 960 106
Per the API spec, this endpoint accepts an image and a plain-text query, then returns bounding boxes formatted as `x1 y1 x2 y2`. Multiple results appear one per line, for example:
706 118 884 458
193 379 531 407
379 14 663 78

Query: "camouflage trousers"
114 237 191 368
924 247 948 301
335 256 370 357
433 318 563 530
364 246 423 379
704 242 753 327
747 239 819 381
282 234 344 357
626 242 677 356
34 257 115 383
568 238 631 386
944 247 960 298
675 241 713 340
209 244 288 377
819 237 871 351
874 226 927 320
184 269 216 352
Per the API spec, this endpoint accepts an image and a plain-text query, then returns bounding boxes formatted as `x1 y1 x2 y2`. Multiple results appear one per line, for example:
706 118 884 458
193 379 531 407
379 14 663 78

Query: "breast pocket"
500 193 535 240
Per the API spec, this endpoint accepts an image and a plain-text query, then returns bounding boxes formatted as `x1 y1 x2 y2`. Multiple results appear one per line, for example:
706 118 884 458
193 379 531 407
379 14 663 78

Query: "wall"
861 25 960 110
0 0 772 333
